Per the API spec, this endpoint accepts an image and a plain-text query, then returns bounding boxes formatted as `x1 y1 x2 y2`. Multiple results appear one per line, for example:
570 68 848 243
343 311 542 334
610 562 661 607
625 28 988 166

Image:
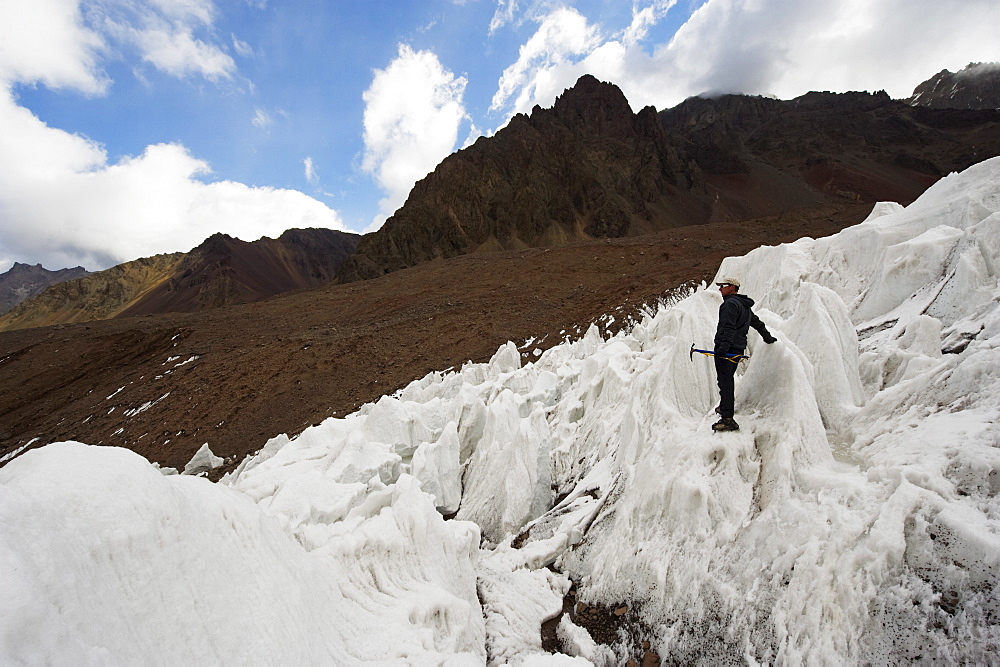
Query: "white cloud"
0 0 108 93
303 157 317 184
620 0 676 47
0 88 343 271
232 34 253 57
95 0 237 82
0 1 345 272
490 0 1000 121
361 44 468 227
131 24 235 80
490 7 601 115
653 0 1000 104
251 107 271 128
489 0 519 34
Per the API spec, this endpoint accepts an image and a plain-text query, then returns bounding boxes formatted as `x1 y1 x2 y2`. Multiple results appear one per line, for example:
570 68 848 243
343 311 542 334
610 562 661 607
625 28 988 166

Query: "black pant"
715 350 742 418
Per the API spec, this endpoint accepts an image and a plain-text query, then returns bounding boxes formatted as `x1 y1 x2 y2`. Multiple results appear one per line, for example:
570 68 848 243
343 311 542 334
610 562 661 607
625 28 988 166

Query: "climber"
713 277 776 431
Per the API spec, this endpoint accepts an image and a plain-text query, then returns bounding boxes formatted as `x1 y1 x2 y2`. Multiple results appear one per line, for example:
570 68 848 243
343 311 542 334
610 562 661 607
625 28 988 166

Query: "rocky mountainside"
905 62 1000 110
0 263 90 315
0 228 360 331
659 89 1000 207
117 228 360 318
336 75 710 282
0 253 185 330
338 76 1000 282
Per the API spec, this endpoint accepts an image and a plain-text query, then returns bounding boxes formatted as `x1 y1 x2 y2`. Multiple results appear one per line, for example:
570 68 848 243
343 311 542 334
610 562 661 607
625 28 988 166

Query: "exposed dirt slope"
0 203 869 472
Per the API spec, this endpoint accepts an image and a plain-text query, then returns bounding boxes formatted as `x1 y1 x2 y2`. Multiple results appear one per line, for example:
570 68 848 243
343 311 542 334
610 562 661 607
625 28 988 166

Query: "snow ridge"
3 158 1000 663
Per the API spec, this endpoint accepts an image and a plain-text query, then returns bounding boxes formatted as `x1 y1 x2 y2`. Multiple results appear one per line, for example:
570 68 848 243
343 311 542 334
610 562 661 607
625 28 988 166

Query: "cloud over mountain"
0 0 345 271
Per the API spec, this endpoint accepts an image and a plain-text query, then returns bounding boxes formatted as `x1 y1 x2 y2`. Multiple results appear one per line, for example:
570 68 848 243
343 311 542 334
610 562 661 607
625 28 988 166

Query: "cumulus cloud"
361 44 468 227
0 89 343 271
98 0 236 81
490 7 601 114
0 0 344 271
489 0 1000 120
652 0 1000 104
0 0 108 93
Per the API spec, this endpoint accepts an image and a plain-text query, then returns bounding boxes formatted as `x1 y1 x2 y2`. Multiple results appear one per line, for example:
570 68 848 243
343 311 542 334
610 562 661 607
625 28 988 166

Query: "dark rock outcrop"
659 89 1000 209
659 91 1000 207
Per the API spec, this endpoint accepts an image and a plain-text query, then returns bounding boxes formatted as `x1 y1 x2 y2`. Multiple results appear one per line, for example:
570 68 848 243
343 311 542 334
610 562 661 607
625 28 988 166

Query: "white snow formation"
182 442 224 475
3 157 1000 663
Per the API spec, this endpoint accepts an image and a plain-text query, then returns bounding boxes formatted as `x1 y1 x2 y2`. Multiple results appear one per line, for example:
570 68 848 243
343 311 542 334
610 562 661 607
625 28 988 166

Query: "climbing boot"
712 417 740 432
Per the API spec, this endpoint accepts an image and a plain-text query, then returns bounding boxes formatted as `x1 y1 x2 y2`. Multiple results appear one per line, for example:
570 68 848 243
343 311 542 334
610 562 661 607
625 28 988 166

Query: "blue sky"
2 0 999 272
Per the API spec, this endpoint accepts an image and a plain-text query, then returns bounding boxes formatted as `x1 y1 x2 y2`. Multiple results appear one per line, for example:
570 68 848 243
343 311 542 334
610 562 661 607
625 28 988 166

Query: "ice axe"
689 343 748 364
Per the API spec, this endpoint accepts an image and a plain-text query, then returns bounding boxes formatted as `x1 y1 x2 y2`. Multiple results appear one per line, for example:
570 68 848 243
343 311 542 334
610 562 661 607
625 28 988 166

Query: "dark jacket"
714 293 774 353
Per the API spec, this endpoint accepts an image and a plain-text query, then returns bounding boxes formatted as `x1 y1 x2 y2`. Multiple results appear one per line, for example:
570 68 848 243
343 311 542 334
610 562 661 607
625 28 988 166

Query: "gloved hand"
714 343 730 355
763 334 776 344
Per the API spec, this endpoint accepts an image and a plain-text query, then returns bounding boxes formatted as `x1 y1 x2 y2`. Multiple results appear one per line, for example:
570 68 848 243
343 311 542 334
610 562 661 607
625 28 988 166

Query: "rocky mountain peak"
548 74 636 135
197 233 240 256
906 62 1000 110
9 262 40 271
335 76 703 283
0 262 91 315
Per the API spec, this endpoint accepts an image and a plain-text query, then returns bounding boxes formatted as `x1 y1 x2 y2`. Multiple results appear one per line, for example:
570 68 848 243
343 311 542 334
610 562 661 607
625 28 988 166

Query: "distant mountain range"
338 73 1000 282
0 263 90 315
0 229 359 331
906 62 1000 110
4 65 1000 330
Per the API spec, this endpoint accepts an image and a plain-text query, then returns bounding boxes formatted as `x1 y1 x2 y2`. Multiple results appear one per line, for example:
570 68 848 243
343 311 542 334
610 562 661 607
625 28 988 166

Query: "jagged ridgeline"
0 263 91 315
337 75 710 282
906 62 1000 110
338 74 1000 282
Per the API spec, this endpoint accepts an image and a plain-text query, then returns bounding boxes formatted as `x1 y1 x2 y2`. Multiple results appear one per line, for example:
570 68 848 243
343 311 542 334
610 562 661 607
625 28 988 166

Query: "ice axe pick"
689 343 748 364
